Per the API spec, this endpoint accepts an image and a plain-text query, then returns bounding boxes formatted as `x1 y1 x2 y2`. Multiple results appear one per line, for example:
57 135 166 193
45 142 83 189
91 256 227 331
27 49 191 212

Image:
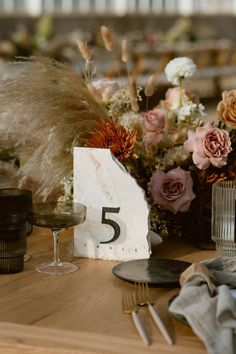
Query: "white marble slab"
73 147 156 261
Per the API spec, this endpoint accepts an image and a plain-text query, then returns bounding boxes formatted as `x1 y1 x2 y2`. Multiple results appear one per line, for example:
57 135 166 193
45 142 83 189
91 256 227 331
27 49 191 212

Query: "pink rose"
91 78 119 102
141 109 165 144
184 122 232 170
148 167 196 214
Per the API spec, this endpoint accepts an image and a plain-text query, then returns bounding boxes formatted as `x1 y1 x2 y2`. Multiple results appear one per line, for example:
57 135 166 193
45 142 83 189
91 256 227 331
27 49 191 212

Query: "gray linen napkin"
169 257 236 354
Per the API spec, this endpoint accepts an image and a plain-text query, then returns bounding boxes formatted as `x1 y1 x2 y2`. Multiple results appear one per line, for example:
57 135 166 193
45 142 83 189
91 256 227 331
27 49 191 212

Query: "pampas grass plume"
0 58 107 200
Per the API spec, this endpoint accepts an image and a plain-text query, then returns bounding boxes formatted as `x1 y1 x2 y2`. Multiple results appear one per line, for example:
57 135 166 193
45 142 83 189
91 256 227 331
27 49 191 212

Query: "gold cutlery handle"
131 311 151 346
148 304 174 345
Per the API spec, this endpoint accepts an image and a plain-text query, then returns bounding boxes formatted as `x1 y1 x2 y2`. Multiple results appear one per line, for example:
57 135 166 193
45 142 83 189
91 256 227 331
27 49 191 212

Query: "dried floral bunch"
74 30 236 245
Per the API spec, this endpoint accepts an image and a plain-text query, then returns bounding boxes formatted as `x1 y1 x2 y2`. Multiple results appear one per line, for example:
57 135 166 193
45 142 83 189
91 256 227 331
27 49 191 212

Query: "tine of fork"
145 282 151 303
135 282 145 305
123 289 137 312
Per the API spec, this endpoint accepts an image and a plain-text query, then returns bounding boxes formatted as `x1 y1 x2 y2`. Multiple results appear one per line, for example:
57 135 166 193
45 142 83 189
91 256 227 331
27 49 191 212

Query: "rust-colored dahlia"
217 90 236 129
86 118 136 161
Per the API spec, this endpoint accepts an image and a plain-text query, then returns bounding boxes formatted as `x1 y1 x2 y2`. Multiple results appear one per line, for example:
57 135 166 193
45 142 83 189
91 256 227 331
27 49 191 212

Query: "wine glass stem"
52 229 61 266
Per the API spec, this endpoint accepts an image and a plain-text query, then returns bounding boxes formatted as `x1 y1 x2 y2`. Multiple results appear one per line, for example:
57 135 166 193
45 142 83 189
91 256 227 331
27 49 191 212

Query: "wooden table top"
0 227 218 354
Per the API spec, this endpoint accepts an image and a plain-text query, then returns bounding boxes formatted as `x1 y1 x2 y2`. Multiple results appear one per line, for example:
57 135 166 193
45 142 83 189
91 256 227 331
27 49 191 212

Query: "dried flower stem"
129 75 139 112
121 39 130 63
76 38 91 61
121 38 132 82
145 75 155 97
100 26 121 78
145 75 155 111
101 26 113 52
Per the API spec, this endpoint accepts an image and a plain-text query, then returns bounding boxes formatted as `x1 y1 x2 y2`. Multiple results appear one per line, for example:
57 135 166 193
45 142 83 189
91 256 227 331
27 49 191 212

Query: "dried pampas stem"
0 58 107 200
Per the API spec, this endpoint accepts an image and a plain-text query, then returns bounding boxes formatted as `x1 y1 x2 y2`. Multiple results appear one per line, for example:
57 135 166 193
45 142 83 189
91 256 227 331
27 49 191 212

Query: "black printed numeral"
100 207 121 244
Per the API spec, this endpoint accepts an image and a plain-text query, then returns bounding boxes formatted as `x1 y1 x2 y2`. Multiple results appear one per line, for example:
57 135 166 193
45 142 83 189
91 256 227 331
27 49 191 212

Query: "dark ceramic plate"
112 258 191 287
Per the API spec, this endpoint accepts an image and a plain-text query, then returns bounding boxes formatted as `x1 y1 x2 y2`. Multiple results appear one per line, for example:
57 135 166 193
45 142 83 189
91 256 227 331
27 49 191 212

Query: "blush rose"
141 109 165 144
184 122 232 170
148 167 196 214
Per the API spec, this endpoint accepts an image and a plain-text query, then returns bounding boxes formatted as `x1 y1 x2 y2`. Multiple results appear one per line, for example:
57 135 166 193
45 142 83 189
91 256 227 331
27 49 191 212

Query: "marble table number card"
73 147 159 261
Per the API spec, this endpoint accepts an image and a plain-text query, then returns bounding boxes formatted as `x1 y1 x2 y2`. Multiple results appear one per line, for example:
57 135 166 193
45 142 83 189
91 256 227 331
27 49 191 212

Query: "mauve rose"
92 78 119 102
184 122 232 170
148 167 196 214
141 109 165 144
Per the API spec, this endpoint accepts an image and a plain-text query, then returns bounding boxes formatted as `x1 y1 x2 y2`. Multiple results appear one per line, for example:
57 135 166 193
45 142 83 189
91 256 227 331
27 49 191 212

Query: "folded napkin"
169 258 236 354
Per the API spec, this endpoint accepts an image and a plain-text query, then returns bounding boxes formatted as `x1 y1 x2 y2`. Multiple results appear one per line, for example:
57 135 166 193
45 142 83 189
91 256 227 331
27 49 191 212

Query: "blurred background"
1 0 236 105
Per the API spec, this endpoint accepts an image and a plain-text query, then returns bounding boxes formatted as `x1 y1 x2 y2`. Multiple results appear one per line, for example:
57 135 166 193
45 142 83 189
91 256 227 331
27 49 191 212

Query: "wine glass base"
24 253 31 262
36 262 78 275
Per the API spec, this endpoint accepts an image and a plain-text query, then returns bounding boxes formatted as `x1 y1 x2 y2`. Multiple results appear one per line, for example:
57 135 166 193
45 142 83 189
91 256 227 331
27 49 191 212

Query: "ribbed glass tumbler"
212 180 236 256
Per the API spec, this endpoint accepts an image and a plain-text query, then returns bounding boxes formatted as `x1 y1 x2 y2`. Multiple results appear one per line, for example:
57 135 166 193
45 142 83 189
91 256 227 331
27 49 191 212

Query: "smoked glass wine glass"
28 202 86 274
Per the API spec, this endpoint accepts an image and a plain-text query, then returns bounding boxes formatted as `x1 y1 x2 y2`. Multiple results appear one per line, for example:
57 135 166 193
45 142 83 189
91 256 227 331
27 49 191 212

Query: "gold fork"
122 289 150 346
135 282 174 345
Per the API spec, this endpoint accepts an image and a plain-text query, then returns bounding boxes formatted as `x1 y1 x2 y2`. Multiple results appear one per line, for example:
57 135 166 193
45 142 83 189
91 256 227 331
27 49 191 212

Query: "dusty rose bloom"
217 90 236 129
91 78 119 102
148 167 196 214
184 122 232 170
141 109 165 144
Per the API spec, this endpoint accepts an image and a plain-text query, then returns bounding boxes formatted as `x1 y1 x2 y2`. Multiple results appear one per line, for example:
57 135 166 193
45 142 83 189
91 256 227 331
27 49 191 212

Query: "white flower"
176 101 206 121
164 57 196 85
91 78 119 102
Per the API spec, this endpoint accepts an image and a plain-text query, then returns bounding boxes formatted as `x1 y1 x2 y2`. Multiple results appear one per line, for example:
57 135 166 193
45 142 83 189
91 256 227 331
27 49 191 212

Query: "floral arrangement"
0 26 235 248
72 28 236 247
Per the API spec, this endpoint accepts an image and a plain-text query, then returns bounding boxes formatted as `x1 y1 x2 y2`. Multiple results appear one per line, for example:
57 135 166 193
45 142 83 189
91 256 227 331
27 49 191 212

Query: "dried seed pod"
76 38 91 61
144 75 155 97
101 26 113 52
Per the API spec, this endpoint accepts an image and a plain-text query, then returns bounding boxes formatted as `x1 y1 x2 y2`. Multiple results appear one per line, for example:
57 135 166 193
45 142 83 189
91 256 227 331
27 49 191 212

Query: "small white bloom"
118 111 142 131
198 103 206 116
164 57 196 85
178 103 192 120
176 101 206 121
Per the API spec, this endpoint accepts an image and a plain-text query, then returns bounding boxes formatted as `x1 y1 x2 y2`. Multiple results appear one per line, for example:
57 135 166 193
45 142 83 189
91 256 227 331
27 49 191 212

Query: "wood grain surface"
0 227 219 353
